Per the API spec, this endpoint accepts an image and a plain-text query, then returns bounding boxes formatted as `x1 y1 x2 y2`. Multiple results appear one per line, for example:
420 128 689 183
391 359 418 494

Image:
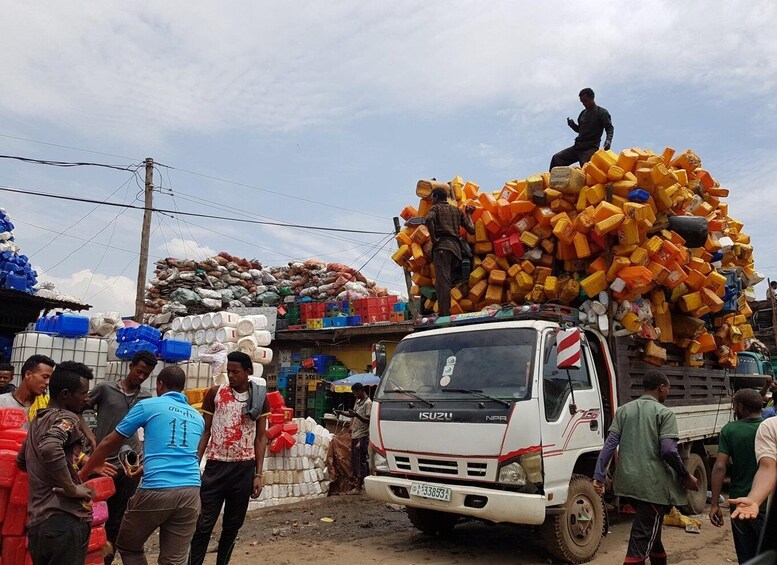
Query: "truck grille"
418 458 458 475
390 454 495 480
395 456 411 471
467 462 488 477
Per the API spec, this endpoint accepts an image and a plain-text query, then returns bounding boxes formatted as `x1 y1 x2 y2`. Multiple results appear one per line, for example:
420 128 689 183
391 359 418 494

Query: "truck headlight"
519 452 543 483
372 451 389 472
498 462 527 485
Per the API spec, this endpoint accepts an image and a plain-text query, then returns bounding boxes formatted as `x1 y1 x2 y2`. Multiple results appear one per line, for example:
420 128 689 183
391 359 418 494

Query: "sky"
0 0 775 315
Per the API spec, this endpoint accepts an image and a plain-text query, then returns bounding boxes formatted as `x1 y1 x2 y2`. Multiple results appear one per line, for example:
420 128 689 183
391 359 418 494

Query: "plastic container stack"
395 147 759 369
11 332 109 381
34 313 90 338
0 407 112 564
0 209 37 294
251 414 332 510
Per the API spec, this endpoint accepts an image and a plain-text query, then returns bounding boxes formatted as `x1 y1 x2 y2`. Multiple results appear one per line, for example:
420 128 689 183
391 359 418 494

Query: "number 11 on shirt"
168 418 189 447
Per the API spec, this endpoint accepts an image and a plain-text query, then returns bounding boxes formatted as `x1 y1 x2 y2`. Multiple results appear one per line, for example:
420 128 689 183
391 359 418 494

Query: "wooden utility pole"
393 216 418 318
134 158 154 322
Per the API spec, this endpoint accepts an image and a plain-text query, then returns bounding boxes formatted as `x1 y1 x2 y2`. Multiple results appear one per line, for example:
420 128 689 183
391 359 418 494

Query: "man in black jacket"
550 88 614 169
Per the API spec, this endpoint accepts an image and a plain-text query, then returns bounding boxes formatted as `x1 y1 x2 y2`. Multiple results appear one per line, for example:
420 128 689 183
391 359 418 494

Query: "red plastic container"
0 487 10 522
283 407 294 422
282 423 298 435
2 503 26 536
0 429 27 446
268 413 285 425
84 551 104 565
9 472 27 506
0 409 27 431
0 439 19 451
2 535 26 565
301 358 315 369
91 500 109 526
87 525 107 553
0 450 19 488
84 477 116 502
265 424 283 441
267 391 285 411
269 438 284 453
280 432 296 449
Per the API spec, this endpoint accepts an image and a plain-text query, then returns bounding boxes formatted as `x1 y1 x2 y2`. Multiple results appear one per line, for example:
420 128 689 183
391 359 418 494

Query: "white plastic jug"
236 317 255 337
205 328 217 344
216 327 239 343
194 330 206 346
181 316 193 331
201 313 214 329
253 330 272 347
212 312 239 328
253 347 273 365
191 315 203 331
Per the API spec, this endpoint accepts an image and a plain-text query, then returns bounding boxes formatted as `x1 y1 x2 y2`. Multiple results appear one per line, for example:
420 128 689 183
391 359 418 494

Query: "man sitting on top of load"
550 87 614 170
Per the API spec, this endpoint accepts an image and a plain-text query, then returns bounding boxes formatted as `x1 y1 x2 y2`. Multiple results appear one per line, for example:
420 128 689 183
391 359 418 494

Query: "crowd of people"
9 350 270 565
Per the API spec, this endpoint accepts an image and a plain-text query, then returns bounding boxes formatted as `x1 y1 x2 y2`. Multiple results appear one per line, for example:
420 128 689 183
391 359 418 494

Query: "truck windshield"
376 328 536 402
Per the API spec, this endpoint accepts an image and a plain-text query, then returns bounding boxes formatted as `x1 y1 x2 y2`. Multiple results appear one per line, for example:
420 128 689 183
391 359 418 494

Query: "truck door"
540 330 604 499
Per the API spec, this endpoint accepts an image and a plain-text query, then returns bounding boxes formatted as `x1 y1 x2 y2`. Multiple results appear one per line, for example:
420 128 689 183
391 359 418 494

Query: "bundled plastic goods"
253 412 333 510
0 208 37 294
144 252 389 319
395 147 760 369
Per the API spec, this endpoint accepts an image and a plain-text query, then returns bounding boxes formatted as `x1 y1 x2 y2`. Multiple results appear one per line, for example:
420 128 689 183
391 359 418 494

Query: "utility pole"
393 216 418 318
134 158 154 322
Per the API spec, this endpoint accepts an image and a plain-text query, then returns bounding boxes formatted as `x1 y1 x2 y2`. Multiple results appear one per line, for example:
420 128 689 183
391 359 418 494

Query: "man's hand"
53 484 95 500
567 117 576 128
684 474 700 491
124 462 144 480
603 142 612 151
465 204 476 215
709 504 724 527
252 475 263 499
730 497 761 520
592 479 605 496
92 461 118 479
345 410 356 418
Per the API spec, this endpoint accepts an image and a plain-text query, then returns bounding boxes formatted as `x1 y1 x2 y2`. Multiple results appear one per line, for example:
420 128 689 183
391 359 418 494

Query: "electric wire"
0 154 141 172
0 132 141 161
12 218 139 255
0 185 391 236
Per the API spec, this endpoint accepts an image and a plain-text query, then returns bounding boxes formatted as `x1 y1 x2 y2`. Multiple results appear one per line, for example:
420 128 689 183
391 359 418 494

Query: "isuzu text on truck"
365 305 762 563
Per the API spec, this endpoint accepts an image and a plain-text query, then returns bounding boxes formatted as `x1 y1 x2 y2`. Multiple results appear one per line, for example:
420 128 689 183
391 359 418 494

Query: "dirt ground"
144 495 738 564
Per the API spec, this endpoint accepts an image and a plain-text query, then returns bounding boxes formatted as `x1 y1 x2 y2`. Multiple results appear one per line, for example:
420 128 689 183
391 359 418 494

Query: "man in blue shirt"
80 366 205 565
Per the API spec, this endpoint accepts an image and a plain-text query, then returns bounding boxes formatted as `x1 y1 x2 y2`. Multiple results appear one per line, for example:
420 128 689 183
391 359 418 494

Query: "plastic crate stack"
0 407 115 564
291 296 405 330
0 209 37 294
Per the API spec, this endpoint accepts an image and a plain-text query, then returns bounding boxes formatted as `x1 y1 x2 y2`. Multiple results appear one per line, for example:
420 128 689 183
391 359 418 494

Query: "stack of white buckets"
167 312 273 378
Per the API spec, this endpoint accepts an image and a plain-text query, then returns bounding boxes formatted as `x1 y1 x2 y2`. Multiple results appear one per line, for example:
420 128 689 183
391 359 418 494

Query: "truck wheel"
406 507 458 535
542 475 605 564
680 453 708 515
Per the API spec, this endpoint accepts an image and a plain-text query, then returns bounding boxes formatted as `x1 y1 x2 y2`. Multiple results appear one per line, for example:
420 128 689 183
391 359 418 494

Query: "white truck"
365 304 751 563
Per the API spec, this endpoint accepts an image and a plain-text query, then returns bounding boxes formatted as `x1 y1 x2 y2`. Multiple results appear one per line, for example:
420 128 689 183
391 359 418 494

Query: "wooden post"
134 158 154 322
769 278 777 351
393 216 417 318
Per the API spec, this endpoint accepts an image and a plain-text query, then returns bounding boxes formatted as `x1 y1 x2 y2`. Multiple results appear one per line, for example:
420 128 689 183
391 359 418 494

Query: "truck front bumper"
364 475 546 525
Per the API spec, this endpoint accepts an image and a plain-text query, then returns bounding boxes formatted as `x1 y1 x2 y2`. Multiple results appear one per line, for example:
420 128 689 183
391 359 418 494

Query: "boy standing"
710 388 765 563
0 362 17 394
189 351 269 565
18 362 96 565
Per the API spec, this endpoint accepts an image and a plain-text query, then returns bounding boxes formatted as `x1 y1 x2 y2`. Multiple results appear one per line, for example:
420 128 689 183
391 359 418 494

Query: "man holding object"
550 88 614 169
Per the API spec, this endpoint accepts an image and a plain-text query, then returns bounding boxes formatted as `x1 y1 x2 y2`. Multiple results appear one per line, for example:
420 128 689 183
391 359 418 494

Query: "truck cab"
365 305 732 563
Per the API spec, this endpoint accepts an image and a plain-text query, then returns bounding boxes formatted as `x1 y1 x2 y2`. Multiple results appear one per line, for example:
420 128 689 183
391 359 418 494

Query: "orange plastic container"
1 502 26 536
0 409 26 431
84 477 116 503
9 472 27 507
88 526 108 553
618 266 654 288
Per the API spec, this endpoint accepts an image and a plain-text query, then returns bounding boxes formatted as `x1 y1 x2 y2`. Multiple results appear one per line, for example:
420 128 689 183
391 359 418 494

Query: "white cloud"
161 238 216 259
0 1 774 141
38 269 136 317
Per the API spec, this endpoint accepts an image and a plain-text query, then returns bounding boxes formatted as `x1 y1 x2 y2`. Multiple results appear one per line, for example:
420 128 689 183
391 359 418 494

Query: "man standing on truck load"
18 361 98 565
80 366 204 565
549 88 614 170
709 388 765 564
425 187 475 317
345 382 372 494
189 351 269 565
593 370 699 565
85 350 156 564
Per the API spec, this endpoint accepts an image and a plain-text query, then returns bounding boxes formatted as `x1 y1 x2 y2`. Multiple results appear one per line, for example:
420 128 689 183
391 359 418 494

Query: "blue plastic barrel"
57 313 89 338
159 339 192 362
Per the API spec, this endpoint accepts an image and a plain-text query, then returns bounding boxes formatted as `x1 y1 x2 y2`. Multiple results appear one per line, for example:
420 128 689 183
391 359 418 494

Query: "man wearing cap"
550 87 614 169
424 188 475 317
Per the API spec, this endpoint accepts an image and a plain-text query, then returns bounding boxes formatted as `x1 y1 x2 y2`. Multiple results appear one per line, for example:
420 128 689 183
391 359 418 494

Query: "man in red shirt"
189 351 269 565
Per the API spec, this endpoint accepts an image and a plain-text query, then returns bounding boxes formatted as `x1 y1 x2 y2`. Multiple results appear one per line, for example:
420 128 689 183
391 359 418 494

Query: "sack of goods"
394 147 761 369
144 252 390 319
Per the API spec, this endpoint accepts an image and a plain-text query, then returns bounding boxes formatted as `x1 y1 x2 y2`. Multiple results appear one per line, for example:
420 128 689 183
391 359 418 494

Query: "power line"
156 161 390 221
0 154 141 172
0 185 392 235
13 218 140 255
0 132 140 161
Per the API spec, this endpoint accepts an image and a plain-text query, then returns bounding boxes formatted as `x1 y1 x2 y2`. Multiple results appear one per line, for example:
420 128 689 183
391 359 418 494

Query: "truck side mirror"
372 343 387 377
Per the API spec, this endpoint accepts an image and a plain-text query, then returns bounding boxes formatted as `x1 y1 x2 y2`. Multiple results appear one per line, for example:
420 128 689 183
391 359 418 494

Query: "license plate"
410 482 452 502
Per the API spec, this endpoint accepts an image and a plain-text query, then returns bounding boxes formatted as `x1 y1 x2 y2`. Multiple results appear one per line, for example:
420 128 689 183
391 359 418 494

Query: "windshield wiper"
441 388 512 408
384 387 435 407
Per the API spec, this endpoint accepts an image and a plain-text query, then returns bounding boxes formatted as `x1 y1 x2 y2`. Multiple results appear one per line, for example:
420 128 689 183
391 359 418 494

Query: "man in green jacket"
593 370 698 565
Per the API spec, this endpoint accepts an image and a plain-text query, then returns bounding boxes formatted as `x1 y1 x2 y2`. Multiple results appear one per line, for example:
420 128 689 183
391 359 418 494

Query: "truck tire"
542 475 605 564
406 507 459 535
680 453 708 515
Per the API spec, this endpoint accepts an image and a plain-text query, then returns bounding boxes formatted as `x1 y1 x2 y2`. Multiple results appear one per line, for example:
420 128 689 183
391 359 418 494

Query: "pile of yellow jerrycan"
393 147 760 369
